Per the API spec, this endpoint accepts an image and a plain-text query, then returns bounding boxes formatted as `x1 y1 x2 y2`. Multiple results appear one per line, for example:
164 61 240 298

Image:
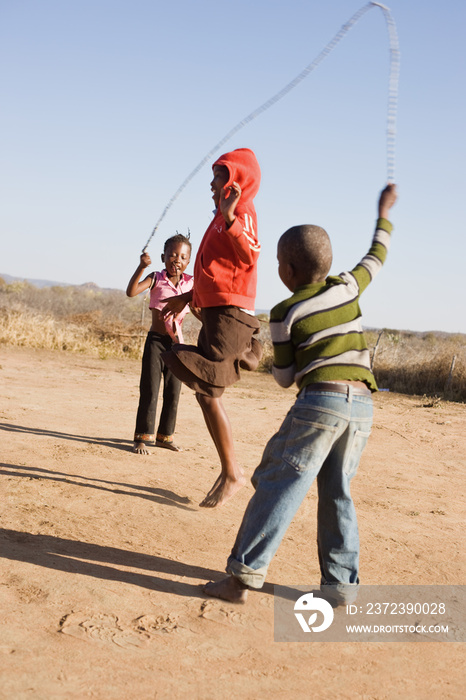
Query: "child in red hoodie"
162 148 262 508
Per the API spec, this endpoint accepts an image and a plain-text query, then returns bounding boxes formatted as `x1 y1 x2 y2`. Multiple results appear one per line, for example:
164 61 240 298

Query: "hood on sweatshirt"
213 148 261 203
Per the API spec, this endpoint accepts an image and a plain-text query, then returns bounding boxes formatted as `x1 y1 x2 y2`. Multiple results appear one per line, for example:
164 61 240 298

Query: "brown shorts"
162 306 263 397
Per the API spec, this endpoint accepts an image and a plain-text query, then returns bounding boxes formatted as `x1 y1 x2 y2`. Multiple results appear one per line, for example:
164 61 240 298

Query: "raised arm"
218 183 261 266
126 253 153 297
346 183 398 294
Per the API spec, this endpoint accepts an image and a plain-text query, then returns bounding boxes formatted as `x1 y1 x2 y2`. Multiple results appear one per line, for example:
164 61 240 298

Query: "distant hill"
0 273 118 293
0 273 70 288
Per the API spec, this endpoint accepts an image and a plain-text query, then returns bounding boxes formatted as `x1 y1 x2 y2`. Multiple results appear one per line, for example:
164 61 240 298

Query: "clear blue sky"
1 0 465 333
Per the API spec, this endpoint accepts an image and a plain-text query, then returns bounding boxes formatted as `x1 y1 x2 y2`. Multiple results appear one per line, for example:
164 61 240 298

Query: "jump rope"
141 1 400 254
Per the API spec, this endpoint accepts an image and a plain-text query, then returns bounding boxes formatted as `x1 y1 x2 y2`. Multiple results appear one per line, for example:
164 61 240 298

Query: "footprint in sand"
59 611 151 648
259 596 273 608
199 600 246 626
111 630 152 649
134 613 179 635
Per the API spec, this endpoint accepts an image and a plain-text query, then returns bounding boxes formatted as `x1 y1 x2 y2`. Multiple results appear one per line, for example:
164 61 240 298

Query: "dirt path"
1 346 465 699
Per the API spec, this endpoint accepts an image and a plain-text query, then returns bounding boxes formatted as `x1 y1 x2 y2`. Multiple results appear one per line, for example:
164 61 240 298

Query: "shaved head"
278 225 332 282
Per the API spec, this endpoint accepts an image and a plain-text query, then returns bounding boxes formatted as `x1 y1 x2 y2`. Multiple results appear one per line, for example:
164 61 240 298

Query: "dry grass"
1 279 465 401
0 305 143 359
366 329 466 402
0 279 201 360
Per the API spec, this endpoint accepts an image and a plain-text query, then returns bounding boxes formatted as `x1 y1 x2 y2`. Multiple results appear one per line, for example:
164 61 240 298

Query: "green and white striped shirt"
270 218 392 392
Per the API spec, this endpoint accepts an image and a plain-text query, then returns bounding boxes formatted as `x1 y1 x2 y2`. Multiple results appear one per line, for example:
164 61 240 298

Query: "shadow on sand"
1 528 225 599
0 422 134 453
0 462 196 511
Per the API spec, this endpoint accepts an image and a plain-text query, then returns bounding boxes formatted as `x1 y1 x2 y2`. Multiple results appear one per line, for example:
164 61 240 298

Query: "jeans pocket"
343 429 371 477
283 417 338 472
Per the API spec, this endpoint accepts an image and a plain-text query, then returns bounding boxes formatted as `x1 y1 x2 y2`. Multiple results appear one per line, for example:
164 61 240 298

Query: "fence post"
371 329 384 371
444 354 456 393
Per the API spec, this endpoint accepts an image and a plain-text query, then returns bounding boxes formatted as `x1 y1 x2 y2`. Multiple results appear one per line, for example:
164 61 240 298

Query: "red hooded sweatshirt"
193 148 261 311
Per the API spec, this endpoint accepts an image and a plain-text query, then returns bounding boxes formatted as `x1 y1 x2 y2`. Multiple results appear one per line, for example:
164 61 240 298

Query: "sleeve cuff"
225 216 242 238
377 217 393 233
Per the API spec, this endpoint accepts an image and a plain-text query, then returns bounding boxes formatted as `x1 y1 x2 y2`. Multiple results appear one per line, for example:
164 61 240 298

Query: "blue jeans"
227 385 373 604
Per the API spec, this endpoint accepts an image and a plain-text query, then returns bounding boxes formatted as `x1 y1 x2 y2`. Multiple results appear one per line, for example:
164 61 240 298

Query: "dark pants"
134 332 182 441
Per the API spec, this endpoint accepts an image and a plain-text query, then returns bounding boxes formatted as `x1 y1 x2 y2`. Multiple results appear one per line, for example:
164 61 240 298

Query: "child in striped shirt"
204 183 397 605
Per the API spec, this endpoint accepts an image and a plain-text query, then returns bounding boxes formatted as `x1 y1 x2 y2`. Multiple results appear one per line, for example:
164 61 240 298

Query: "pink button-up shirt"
149 270 194 343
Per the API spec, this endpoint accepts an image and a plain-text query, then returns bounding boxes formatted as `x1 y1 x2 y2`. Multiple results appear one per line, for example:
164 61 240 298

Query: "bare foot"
133 441 151 455
201 474 222 500
199 473 246 508
204 576 248 603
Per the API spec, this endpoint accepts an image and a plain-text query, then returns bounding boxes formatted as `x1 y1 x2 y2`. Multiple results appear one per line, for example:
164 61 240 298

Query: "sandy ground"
1 346 465 699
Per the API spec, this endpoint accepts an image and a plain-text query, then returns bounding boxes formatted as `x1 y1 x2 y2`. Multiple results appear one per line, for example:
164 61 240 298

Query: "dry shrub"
0 281 203 360
67 310 103 327
0 279 144 324
256 315 274 372
370 330 466 402
0 282 155 359
1 305 92 352
0 304 143 359
179 313 202 344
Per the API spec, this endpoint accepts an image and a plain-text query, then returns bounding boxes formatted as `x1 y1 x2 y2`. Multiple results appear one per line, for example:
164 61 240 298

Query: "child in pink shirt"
126 234 194 454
